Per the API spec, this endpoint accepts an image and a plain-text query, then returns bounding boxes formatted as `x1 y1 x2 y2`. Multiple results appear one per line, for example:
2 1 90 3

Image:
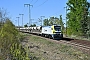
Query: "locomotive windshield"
54 26 61 31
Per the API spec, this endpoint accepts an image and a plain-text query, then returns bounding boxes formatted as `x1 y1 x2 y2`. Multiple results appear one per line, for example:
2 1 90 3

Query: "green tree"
43 18 49 26
24 24 28 27
87 4 90 38
54 17 59 24
30 24 36 27
48 17 59 25
43 16 64 27
67 0 89 36
49 17 55 25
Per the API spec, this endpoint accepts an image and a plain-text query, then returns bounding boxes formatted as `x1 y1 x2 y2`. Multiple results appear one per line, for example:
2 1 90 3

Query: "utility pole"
16 17 20 31
16 17 20 27
15 20 17 26
24 4 33 26
40 16 45 26
64 6 68 37
19 14 24 27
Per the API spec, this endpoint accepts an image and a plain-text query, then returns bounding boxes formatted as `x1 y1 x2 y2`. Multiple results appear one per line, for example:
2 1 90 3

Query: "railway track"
59 40 90 54
22 32 90 55
37 34 90 55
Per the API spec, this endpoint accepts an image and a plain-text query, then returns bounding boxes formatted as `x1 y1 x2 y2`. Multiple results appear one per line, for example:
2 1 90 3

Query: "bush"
0 20 30 60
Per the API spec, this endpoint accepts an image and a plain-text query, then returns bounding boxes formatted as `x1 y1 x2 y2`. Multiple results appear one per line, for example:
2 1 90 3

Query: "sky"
0 0 90 26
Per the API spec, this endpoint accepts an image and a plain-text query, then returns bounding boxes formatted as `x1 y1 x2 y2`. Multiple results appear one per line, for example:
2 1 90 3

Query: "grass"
65 34 90 41
21 33 90 60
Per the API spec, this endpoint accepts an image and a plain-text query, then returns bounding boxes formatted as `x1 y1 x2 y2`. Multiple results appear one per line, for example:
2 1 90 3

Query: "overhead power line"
50 8 64 16
30 0 33 3
34 0 48 8
33 0 38 5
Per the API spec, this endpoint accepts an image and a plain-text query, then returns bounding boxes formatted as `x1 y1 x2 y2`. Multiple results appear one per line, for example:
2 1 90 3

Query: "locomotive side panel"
42 26 52 34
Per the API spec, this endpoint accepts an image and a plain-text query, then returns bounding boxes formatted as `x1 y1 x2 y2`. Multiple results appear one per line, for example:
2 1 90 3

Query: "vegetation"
30 24 36 27
66 0 90 37
0 8 37 60
23 34 90 60
43 15 64 26
24 24 28 27
24 24 36 27
0 19 30 60
43 18 49 26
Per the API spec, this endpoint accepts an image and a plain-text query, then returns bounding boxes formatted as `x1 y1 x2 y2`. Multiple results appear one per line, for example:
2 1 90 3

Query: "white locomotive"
20 25 63 39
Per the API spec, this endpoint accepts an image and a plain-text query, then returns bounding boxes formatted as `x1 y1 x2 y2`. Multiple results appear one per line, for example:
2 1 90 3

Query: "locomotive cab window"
54 26 61 31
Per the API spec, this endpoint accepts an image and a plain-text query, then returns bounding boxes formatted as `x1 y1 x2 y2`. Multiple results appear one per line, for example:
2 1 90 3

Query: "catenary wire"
34 0 48 8
32 0 38 5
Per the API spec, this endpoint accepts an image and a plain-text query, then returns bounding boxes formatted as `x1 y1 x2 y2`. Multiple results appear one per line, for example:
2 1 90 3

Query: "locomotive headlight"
53 31 55 33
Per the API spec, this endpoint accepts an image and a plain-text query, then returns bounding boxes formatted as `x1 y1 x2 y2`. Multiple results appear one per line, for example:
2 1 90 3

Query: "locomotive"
20 25 63 39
